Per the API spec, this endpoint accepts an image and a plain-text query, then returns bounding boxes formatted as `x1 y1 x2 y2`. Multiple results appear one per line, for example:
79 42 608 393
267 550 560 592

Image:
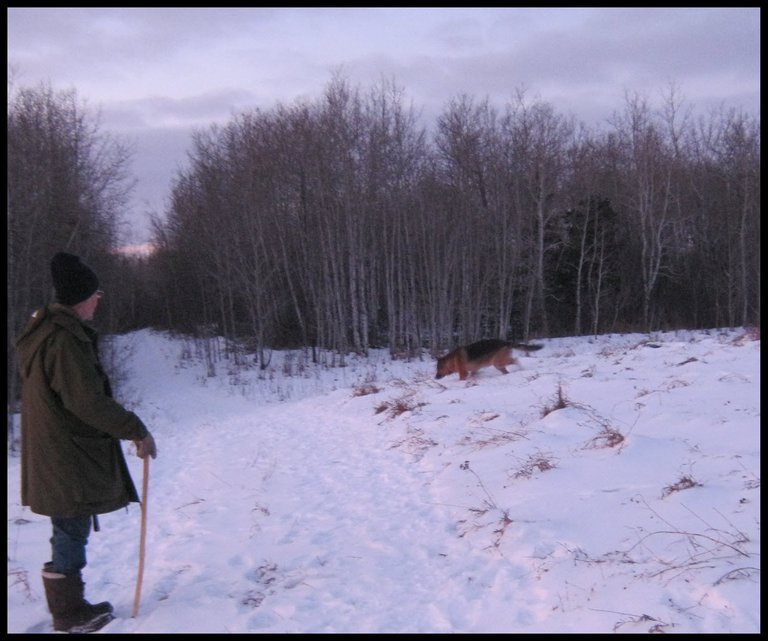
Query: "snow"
7 327 760 633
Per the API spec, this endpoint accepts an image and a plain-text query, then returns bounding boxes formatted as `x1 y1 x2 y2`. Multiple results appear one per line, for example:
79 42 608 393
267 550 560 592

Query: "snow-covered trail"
107 392 530 632
95 334 530 633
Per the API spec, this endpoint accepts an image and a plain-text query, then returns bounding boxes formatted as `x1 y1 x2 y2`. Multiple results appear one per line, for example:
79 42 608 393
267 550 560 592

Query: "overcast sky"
7 7 760 245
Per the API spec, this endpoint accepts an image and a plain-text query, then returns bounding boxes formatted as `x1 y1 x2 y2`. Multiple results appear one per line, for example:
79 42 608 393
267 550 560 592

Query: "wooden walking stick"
132 456 150 618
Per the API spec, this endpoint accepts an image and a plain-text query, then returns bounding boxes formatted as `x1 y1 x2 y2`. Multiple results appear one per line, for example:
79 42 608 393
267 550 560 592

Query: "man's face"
73 289 103 321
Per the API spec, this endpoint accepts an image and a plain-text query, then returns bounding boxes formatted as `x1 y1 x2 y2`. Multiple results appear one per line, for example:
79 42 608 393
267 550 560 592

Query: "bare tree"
505 92 575 337
610 93 676 330
7 82 133 445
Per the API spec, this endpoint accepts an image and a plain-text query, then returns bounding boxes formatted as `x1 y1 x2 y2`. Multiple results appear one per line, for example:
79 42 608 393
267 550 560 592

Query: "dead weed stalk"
374 391 425 419
540 382 570 417
661 474 702 498
510 450 558 479
458 461 514 548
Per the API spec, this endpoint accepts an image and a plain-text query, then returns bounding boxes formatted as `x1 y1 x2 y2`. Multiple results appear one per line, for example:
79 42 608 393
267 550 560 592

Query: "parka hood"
16 304 90 378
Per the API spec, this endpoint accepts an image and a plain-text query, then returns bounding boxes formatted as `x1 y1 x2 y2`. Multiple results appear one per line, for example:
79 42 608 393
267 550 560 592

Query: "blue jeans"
50 516 92 574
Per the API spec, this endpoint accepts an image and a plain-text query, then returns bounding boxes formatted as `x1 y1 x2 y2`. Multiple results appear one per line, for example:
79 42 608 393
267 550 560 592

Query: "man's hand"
135 433 157 459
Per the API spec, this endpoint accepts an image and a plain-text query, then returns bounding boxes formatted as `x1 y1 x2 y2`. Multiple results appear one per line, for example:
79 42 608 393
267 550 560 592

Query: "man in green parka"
15 252 158 633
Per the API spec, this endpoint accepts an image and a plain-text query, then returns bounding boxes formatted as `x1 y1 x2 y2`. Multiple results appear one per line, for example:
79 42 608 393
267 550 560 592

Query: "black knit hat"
50 252 100 305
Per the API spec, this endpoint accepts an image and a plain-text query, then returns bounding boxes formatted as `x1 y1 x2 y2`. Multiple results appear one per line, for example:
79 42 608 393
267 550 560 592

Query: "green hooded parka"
15 304 149 518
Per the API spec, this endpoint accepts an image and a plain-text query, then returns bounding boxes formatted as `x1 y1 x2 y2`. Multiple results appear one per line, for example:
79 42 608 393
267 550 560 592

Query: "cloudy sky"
7 7 760 245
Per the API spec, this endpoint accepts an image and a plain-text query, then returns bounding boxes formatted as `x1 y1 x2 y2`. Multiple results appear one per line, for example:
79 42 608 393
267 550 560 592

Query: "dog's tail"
511 343 543 351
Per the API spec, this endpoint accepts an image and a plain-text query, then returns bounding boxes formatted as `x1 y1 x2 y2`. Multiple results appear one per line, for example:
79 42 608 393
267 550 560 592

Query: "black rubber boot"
42 565 114 633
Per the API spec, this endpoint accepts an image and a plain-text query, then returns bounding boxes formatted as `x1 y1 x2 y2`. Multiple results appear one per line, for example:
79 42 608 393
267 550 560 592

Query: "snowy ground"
7 327 760 633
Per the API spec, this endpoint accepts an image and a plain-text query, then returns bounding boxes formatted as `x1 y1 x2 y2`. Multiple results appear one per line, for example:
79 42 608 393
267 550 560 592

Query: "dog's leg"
495 350 516 374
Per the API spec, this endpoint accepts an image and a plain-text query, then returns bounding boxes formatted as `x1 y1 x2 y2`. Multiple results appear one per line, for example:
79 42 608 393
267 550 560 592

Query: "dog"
435 339 543 380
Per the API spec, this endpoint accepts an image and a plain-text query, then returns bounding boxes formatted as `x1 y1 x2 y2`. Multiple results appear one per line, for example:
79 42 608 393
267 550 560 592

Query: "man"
15 252 158 633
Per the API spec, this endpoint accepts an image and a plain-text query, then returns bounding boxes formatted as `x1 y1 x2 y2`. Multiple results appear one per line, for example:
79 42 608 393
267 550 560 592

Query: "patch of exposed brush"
510 450 558 479
733 326 760 343
352 381 381 397
375 392 425 419
661 474 702 498
540 382 570 417
463 427 527 451
583 425 626 450
388 427 437 460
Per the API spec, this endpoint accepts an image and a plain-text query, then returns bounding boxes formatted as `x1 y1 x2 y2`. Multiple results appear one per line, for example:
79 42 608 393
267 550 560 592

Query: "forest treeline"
7 76 761 421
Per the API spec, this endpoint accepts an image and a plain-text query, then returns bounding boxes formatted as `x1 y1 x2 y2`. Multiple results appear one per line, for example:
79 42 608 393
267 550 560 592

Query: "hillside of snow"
8 327 760 633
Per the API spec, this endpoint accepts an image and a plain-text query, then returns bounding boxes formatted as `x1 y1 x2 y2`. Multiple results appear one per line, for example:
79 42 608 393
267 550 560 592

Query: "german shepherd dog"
436 339 543 381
